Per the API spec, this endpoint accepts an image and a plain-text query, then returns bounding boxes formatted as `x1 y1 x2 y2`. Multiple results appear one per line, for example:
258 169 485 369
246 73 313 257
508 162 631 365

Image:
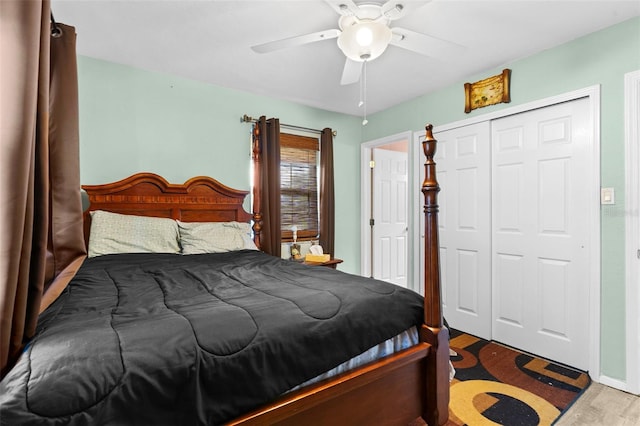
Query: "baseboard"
597 374 635 394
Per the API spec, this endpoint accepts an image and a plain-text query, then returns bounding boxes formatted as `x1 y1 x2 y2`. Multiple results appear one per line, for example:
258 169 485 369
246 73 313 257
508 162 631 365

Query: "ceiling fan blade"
324 0 360 17
390 27 465 58
341 58 363 85
381 0 431 21
251 29 340 54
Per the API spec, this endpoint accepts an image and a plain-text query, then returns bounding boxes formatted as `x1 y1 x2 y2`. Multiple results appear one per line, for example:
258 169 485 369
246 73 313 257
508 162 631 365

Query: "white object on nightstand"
309 245 324 255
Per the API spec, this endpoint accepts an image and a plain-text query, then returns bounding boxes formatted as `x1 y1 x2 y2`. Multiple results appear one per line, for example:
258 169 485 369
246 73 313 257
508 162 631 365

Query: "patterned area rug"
446 329 591 426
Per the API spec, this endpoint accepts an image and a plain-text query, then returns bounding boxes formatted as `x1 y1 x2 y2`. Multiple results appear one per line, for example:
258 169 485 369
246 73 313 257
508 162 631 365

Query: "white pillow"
88 210 181 257
178 221 258 254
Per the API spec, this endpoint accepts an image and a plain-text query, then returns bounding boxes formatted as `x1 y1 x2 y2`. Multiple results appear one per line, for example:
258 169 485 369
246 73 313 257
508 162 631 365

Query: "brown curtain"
319 128 335 256
41 20 86 310
257 116 281 257
0 1 85 378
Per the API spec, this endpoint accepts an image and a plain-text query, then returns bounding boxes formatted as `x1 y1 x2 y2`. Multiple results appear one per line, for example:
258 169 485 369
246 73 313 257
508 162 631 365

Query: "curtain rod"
50 11 62 37
241 115 337 137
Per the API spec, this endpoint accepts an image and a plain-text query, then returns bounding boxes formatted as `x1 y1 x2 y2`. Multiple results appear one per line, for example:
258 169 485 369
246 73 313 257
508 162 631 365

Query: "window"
280 133 319 241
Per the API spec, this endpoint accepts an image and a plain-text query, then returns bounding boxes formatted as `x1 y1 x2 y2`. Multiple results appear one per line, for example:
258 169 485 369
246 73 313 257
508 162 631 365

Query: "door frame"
413 85 601 379
624 69 640 395
360 131 413 285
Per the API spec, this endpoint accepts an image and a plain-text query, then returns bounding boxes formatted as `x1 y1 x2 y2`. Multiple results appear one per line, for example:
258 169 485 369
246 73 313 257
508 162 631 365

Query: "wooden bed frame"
81 125 449 426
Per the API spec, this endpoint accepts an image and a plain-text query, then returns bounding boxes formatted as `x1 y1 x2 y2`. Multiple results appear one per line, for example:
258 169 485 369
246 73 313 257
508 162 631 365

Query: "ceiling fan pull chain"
359 65 364 107
362 59 368 125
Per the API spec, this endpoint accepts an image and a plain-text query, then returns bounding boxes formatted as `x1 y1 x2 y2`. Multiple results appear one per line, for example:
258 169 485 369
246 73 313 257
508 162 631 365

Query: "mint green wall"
364 17 640 382
77 56 363 274
78 17 639 382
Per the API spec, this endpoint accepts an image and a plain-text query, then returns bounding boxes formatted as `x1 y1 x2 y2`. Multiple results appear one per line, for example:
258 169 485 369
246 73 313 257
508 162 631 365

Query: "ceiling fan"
251 0 463 85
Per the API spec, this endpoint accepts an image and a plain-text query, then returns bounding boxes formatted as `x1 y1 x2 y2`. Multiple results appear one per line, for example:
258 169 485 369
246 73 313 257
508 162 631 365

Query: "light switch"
601 187 615 205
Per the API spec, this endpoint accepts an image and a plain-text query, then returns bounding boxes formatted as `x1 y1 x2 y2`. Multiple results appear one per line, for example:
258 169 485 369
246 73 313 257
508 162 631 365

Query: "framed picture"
464 69 511 113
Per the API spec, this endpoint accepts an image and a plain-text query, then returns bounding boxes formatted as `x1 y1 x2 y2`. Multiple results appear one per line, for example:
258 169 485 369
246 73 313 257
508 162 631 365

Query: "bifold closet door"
435 122 492 340
491 98 591 370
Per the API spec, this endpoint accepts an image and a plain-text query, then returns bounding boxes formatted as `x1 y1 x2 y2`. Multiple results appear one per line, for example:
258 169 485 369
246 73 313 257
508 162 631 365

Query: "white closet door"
491 98 591 370
435 122 492 339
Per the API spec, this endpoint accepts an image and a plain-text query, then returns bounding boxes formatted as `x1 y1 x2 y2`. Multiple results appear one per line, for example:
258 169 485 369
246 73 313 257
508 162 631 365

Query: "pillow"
88 210 181 257
178 221 258 254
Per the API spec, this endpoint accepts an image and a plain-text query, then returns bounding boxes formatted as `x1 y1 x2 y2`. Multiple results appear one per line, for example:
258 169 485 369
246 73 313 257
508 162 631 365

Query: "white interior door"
373 147 408 287
435 122 492 340
491 98 591 370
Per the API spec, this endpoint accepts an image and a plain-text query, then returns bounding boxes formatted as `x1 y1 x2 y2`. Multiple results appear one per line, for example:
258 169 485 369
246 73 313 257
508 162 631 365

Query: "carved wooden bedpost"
420 124 450 426
252 124 263 249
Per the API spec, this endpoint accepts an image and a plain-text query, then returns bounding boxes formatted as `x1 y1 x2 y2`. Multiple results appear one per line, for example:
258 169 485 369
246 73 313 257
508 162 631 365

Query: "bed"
0 126 449 425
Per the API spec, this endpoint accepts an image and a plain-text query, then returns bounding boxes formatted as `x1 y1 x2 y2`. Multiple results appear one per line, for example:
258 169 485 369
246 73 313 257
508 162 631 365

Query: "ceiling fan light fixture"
356 26 374 46
337 21 392 62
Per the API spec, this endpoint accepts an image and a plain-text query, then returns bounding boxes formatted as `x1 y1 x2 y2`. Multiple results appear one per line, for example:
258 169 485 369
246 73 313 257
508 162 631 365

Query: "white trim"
598 374 628 391
360 131 413 285
412 85 601 380
624 69 640 395
587 86 602 384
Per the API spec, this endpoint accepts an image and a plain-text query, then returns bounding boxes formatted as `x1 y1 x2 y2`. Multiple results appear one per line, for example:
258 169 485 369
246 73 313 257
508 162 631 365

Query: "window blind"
280 133 319 240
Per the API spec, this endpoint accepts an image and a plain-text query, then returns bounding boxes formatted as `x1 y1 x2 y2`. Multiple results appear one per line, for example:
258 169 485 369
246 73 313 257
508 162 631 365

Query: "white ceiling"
51 0 640 116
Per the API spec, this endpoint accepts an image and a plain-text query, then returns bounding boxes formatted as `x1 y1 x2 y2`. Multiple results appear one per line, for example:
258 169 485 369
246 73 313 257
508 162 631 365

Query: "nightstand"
302 258 343 269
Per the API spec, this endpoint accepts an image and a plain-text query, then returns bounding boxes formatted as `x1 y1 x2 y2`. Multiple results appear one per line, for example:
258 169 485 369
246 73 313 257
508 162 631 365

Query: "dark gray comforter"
0 250 423 425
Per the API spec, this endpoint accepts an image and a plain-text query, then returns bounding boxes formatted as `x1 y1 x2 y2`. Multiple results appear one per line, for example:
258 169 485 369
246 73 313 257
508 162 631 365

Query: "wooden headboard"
81 172 259 247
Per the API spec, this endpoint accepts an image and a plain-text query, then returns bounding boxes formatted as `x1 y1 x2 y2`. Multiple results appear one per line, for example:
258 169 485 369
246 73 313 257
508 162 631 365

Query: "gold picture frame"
464 69 511 113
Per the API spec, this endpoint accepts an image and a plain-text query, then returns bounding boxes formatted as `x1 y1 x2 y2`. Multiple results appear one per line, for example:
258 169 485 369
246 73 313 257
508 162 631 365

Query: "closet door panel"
491 98 591 370
433 122 491 340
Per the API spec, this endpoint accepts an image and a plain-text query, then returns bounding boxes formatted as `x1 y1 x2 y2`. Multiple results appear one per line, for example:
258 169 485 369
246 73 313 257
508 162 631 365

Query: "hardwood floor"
555 382 640 425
